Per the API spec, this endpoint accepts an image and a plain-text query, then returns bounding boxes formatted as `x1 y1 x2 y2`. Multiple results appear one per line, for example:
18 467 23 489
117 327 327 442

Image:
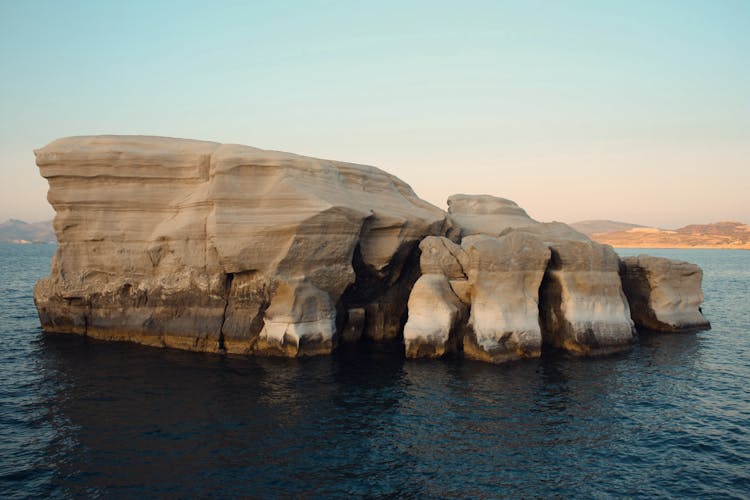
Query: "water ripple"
0 244 749 498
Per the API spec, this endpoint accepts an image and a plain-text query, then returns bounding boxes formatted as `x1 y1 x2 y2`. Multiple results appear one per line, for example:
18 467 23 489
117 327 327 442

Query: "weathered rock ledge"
34 136 710 363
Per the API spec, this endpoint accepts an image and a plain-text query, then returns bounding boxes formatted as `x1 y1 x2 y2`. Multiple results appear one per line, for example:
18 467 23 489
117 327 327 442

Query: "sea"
0 243 748 498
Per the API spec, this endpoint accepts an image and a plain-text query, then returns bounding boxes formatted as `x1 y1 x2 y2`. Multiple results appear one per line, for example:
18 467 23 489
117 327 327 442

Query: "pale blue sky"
1 0 748 227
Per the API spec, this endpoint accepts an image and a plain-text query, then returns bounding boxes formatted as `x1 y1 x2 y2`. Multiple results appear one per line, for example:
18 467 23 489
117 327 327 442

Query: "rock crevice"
34 136 710 362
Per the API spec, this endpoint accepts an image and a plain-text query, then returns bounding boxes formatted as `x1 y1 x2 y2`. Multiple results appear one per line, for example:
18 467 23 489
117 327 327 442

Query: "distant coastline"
609 243 750 250
0 219 56 244
571 220 750 250
3 240 55 245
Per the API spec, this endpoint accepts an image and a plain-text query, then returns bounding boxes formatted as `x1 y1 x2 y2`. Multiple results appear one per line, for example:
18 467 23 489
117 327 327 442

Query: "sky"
1 0 748 228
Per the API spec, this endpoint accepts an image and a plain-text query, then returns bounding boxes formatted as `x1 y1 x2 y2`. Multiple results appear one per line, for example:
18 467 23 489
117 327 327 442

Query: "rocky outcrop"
34 136 445 356
403 237 468 357
403 274 466 358
461 232 551 363
620 255 710 332
418 236 468 279
516 223 636 355
34 136 710 363
408 195 636 361
446 194 538 238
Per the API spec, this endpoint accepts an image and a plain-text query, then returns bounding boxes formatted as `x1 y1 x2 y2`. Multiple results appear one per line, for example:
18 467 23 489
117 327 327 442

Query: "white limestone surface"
620 255 710 332
462 231 551 363
403 196 637 360
447 194 538 237
34 136 445 356
517 223 636 355
403 274 466 358
34 141 708 363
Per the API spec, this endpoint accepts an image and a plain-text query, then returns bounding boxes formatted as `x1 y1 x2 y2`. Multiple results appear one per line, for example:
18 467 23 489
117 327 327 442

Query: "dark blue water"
1 244 748 498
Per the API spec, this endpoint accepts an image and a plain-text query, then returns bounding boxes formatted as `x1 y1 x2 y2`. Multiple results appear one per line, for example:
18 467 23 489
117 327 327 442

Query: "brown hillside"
590 221 750 249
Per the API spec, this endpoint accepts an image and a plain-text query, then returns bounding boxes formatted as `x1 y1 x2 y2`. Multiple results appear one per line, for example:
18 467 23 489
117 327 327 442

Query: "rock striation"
620 255 711 332
405 199 637 362
34 136 445 356
446 194 538 238
34 136 711 363
403 274 466 358
461 232 551 363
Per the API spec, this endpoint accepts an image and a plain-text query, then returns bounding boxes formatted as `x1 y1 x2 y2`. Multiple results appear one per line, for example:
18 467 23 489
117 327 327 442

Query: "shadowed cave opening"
336 240 422 348
537 248 603 355
538 248 567 355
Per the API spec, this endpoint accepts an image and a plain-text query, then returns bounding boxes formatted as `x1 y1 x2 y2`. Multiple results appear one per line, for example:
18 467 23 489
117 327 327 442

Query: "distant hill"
0 219 56 243
570 220 645 236
583 221 750 250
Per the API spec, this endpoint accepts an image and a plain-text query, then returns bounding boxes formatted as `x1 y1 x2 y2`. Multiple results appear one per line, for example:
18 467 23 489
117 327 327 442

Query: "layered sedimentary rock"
516 223 636 355
620 255 710 332
407 195 636 361
402 274 466 358
446 194 538 238
34 136 445 355
418 236 468 279
35 136 710 363
403 237 468 357
461 232 551 363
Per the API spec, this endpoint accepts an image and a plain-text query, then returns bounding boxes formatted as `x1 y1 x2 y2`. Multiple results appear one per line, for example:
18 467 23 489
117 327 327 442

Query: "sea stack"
33 136 445 356
620 255 711 332
404 196 637 362
34 135 710 362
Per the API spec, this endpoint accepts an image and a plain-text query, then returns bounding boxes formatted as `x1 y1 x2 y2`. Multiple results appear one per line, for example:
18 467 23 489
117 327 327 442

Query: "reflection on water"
25 329 734 498
1 245 749 497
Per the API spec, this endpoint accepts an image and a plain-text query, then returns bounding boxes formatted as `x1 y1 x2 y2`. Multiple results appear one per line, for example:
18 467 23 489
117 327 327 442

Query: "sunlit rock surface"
620 255 710 332
405 195 636 361
461 231 551 363
34 136 445 356
446 194 538 237
516 223 636 355
34 137 707 363
418 236 468 279
403 274 466 358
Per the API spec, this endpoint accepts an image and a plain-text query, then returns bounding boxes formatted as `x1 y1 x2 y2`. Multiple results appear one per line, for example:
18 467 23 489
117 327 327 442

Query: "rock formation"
620 255 711 332
404 197 637 362
34 136 445 356
446 194 538 238
461 232 551 363
34 136 710 363
517 223 636 356
403 274 466 358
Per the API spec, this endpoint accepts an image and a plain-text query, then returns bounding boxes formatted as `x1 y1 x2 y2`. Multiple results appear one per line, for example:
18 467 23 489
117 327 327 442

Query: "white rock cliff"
404 197 637 362
620 255 710 332
34 136 710 362
34 136 445 355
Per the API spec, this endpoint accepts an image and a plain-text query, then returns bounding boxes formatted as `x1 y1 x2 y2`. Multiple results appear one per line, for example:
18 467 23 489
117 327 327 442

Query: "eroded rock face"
537 238 636 355
403 196 637 361
34 138 709 363
462 231 551 363
403 274 466 358
418 236 468 279
620 255 710 332
514 223 636 355
34 136 445 356
447 194 538 238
